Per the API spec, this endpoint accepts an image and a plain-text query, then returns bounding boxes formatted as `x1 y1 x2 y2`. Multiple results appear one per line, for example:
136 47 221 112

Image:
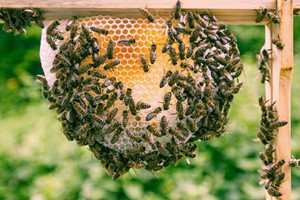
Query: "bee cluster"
0 7 44 35
255 8 280 24
257 96 288 197
39 0 244 179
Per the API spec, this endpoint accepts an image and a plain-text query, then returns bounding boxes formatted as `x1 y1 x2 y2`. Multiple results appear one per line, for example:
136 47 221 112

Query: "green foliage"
0 18 300 200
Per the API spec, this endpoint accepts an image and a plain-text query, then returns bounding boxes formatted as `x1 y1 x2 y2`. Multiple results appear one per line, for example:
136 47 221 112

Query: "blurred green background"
0 18 300 200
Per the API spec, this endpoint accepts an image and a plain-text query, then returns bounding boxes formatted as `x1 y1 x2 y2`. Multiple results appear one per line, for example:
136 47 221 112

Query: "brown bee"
46 35 57 50
147 125 160 137
272 36 284 50
186 117 196 132
266 10 280 24
267 187 282 197
140 55 149 72
160 116 168 135
168 47 178 65
106 108 118 124
163 92 172 110
90 26 109 35
178 42 185 60
126 130 142 143
289 156 300 167
175 101 184 120
150 43 157 64
146 107 162 121
187 12 195 29
66 16 77 31
110 127 123 144
136 101 151 110
47 20 60 35
189 26 201 43
159 70 172 88
103 59 120 71
118 38 136 46
122 110 129 127
128 98 137 115
255 8 267 23
139 8 154 23
72 101 86 119
174 0 181 19
106 39 114 59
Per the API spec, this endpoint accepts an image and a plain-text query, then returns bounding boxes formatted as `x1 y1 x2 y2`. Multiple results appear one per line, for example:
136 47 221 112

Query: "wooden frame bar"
0 0 297 199
0 0 299 24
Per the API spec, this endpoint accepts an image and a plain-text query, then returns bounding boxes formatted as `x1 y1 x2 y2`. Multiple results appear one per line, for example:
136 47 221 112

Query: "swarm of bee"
39 0 244 179
257 48 271 83
0 7 44 35
257 96 288 197
255 8 280 24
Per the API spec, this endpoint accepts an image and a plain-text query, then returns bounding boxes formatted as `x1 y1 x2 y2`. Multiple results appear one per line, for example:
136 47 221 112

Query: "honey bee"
65 16 77 31
163 92 172 110
81 25 92 41
107 39 114 59
168 47 178 65
257 130 269 145
255 8 267 23
90 26 109 35
139 8 154 23
185 117 196 132
169 127 185 141
106 92 118 109
72 101 86 119
70 22 79 41
150 43 157 64
159 70 172 88
106 108 118 124
289 156 299 167
189 25 201 43
47 20 60 35
178 42 185 60
273 172 285 188
126 130 142 143
124 88 133 106
118 38 136 46
77 63 92 74
140 55 149 72
110 127 123 144
162 43 171 53
175 90 186 102
269 159 285 173
267 187 282 197
103 59 120 71
129 98 137 115
160 116 168 135
136 101 151 110
266 10 280 24
272 37 284 50
168 70 179 87
187 12 195 29
176 101 184 120
91 113 105 127
265 144 275 164
146 107 162 121
186 44 195 59
88 70 106 79
121 110 129 127
259 152 270 166
46 35 57 50
147 125 160 137
174 0 181 19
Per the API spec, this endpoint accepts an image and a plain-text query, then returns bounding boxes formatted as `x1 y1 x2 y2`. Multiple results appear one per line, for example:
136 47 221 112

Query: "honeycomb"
39 9 243 178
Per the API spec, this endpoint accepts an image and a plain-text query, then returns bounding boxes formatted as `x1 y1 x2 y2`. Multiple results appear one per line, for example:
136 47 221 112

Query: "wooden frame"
0 0 299 199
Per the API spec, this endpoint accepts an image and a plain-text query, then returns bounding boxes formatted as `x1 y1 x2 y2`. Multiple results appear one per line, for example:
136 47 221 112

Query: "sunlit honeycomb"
40 12 243 178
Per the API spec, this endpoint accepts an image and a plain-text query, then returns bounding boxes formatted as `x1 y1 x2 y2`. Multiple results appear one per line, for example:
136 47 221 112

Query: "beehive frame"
0 0 299 199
